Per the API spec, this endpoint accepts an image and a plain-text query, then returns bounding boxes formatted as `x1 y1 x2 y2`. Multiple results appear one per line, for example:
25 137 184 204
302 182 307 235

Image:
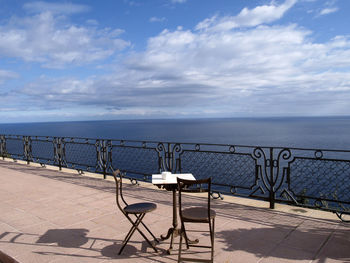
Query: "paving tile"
26 205 67 221
279 226 332 254
215 249 263 263
0 222 20 235
5 214 44 230
87 225 129 241
0 203 19 218
260 245 315 262
13 244 82 263
314 232 350 262
20 222 59 236
312 259 350 263
0 209 30 225
45 215 83 228
1 160 350 263
65 219 102 231
91 212 127 230
4 199 43 213
216 230 279 260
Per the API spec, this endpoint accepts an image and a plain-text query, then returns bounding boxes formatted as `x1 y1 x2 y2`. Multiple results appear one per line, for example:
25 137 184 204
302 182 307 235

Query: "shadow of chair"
112 169 159 255
177 177 216 263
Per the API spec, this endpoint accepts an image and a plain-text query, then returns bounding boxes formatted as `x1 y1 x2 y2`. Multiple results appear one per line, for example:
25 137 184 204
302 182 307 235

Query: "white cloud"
86 19 99 26
0 69 18 84
0 5 129 68
319 7 338 15
149 17 167 23
23 1 90 14
171 0 187 3
14 21 350 117
196 0 297 31
3 0 350 119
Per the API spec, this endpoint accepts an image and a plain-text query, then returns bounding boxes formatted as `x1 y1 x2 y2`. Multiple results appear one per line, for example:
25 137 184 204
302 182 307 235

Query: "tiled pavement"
0 159 349 263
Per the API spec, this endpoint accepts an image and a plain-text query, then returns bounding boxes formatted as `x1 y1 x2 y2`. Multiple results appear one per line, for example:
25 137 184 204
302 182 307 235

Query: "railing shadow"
0 229 177 262
216 225 350 262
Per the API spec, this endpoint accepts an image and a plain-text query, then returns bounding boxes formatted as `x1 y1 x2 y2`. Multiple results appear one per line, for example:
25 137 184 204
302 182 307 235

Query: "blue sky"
0 0 350 123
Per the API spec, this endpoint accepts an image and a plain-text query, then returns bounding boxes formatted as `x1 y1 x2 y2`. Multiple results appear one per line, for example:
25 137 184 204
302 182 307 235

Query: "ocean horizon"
1 116 350 150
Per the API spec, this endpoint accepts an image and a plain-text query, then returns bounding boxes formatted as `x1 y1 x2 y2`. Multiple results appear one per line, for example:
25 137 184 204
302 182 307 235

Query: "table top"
152 173 195 185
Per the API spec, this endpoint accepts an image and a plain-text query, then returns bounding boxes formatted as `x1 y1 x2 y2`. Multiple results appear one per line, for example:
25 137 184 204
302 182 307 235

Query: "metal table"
152 173 195 254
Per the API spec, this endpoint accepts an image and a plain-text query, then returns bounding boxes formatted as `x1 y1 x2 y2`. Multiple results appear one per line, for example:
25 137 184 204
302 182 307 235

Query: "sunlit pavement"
0 159 349 263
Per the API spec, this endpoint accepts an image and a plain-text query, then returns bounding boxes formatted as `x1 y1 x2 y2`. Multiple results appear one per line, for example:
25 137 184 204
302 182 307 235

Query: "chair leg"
134 223 158 253
181 222 190 249
178 219 216 263
140 221 159 243
210 218 215 262
120 213 158 254
178 225 184 263
119 213 145 254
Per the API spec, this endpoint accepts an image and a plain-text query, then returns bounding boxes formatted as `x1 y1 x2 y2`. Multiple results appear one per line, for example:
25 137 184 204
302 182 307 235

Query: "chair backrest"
177 177 212 222
112 169 128 212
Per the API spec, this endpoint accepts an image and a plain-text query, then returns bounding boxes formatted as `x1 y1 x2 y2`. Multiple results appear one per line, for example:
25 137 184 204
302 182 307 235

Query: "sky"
0 0 350 123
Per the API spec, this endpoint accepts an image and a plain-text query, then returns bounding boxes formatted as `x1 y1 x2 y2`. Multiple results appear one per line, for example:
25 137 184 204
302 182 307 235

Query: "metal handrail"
1 133 349 220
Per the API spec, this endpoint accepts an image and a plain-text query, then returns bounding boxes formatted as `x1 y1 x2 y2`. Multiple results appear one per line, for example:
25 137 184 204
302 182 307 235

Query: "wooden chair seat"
182 207 216 222
124 202 157 214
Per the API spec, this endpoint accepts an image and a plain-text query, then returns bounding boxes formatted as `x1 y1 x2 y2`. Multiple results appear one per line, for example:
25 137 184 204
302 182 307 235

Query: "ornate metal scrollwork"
53 137 66 169
314 150 323 159
230 186 237 194
335 212 350 222
252 147 269 191
2 132 350 221
96 140 113 177
0 135 6 158
211 191 224 200
156 143 183 173
130 178 139 185
274 148 293 192
23 136 33 163
252 147 294 208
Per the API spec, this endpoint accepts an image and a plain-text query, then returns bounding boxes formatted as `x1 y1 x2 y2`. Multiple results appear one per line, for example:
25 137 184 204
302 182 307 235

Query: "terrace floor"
0 160 350 263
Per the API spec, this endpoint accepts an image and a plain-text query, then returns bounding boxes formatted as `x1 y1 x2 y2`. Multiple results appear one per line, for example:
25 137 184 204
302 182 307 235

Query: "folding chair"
177 177 216 263
112 169 159 254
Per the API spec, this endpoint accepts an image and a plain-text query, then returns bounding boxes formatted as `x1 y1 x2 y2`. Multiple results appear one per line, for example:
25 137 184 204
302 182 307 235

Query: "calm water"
0 117 350 149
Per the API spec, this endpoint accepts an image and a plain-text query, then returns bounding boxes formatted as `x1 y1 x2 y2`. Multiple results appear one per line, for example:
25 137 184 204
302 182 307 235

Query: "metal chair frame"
112 170 159 255
177 177 216 263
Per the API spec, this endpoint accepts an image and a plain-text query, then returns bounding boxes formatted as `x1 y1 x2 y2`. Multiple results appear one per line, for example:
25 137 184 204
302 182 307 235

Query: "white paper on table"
152 173 195 185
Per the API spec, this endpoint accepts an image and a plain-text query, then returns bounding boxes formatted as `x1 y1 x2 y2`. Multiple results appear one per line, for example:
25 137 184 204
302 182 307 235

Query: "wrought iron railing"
1 134 349 220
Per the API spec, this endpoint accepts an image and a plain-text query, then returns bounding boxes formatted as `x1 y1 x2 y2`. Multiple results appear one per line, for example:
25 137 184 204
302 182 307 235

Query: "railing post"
59 138 63 170
54 137 65 170
269 147 275 209
96 139 110 179
0 135 6 159
167 143 173 171
23 136 32 164
102 140 107 179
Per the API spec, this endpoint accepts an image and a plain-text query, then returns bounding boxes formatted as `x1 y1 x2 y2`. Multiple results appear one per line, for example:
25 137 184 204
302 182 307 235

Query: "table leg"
160 188 180 254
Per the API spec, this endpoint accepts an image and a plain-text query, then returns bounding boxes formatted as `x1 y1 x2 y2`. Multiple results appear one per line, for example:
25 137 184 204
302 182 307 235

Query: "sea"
0 116 350 150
